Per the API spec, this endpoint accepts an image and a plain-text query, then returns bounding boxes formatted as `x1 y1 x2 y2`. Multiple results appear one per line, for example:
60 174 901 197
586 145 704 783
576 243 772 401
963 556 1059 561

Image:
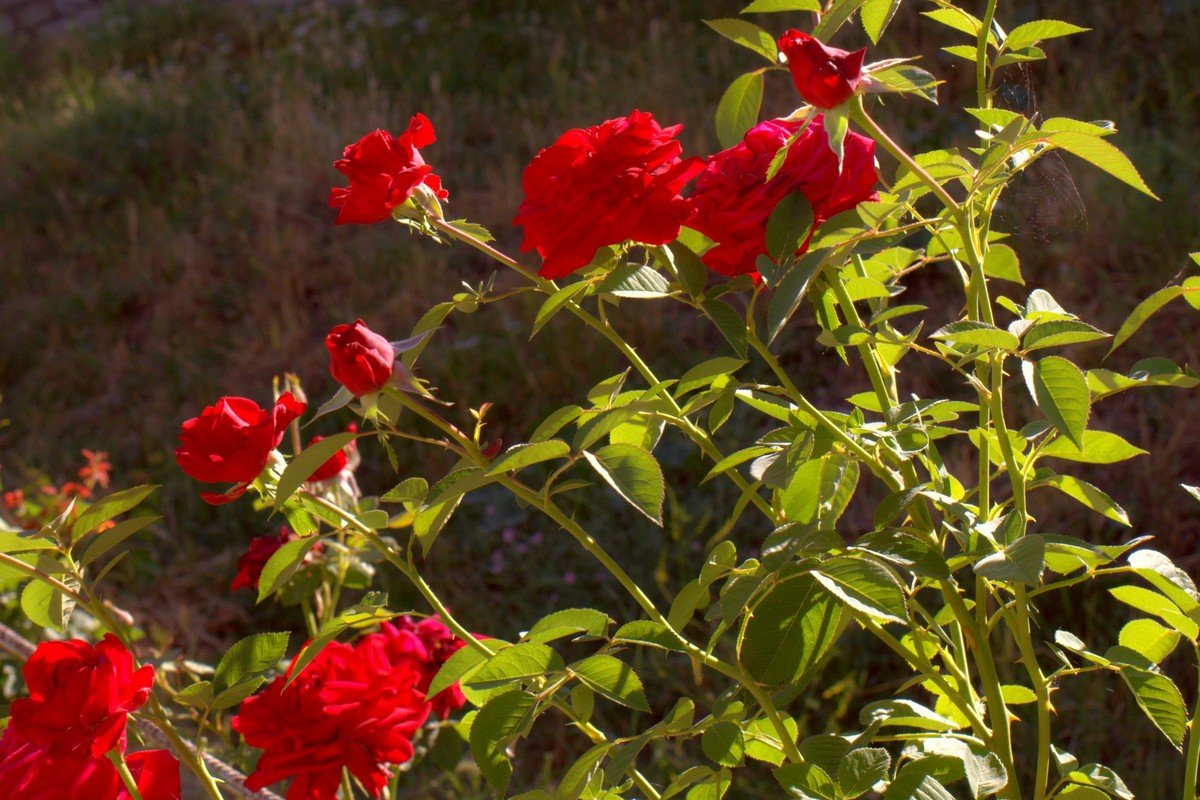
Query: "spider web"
993 63 1088 242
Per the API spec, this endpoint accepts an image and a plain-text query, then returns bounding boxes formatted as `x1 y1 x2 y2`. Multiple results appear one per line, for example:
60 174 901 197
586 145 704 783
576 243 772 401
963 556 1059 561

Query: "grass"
1 0 1199 795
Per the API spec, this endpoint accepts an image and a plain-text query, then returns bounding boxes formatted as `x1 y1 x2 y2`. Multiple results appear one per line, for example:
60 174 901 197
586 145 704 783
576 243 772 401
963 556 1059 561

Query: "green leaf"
274 432 357 509
1127 549 1200 617
532 282 589 338
1109 585 1199 639
860 0 901 43
1039 431 1146 465
702 721 746 768
1047 131 1157 199
597 263 673 298
470 690 538 793
1119 619 1180 664
467 642 564 691
613 620 688 653
256 537 320 602
884 761 956 800
1004 19 1089 51
861 698 959 732
583 444 665 525
1118 666 1186 748
1108 286 1185 355
21 577 75 632
704 18 778 62
738 573 846 686
814 556 908 623
741 0 821 11
1045 475 1129 526
766 192 816 264
839 747 891 797
775 762 838 800
824 103 850 166
677 358 746 396
767 250 824 344
1032 356 1089 448
524 608 611 644
174 681 214 709
486 440 571 476
380 477 428 504
702 298 749 358
974 534 1045 585
213 632 290 695
0 531 57 554
570 655 650 712
79 515 159 566
745 716 799 766
428 644 489 699
863 63 940 104
932 321 1019 351
413 494 462 553
72 485 158 537
813 0 870 38
687 768 733 800
1022 320 1109 352
715 71 764 149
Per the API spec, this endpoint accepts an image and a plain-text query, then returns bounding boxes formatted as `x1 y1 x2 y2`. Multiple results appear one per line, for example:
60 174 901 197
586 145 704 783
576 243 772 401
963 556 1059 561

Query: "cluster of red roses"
0 635 180 800
231 616 467 799
1 449 114 530
329 28 874 282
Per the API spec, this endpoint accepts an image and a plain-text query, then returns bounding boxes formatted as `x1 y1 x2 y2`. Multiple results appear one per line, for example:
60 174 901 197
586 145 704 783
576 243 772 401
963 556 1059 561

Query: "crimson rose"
233 638 429 799
328 113 448 225
326 319 394 396
175 393 306 504
513 109 703 279
0 728 180 800
687 116 878 279
9 635 153 761
778 29 867 109
372 616 468 719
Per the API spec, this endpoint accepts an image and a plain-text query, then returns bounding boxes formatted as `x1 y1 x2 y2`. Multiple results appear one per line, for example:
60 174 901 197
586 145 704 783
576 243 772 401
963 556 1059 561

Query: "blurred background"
0 0 1198 794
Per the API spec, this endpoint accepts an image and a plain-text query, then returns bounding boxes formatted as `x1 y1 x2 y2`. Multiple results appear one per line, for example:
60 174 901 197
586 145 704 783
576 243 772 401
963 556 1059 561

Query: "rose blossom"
372 616 468 719
174 393 306 505
326 319 395 396
687 116 878 279
0 727 180 800
233 639 430 800
513 109 703 279
328 113 448 225
8 635 153 761
230 527 323 592
778 29 867 109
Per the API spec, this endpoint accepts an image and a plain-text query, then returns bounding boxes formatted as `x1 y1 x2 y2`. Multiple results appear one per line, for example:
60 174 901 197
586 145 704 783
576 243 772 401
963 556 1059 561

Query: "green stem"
1183 643 1200 800
108 750 145 800
1012 585 1052 800
747 333 901 491
977 0 1000 109
431 217 779 525
851 98 962 217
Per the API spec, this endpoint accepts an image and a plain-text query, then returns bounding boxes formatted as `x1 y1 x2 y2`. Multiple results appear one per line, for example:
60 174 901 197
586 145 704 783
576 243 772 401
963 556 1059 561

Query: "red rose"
513 110 703 279
175 392 307 505
9 634 153 761
233 640 429 800
778 29 867 109
328 113 448 225
326 319 395 396
0 725 180 800
687 116 878 279
306 435 350 483
373 616 468 719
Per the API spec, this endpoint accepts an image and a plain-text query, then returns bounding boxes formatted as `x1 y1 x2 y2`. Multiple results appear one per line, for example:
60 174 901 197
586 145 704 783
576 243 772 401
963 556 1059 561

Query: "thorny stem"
382 390 805 764
1183 642 1200 800
431 217 780 525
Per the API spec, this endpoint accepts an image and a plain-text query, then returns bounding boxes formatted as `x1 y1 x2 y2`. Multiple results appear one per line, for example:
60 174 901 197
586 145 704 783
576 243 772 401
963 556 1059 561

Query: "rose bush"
3 2 1200 799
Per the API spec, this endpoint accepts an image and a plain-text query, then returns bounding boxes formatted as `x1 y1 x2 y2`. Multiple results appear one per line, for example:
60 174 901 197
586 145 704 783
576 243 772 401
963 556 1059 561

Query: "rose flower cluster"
0 635 180 800
157 25 876 800
232 617 467 799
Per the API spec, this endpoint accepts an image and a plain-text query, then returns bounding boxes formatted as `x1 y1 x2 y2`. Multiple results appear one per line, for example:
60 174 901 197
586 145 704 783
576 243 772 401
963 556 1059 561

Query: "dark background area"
1 1 1198 795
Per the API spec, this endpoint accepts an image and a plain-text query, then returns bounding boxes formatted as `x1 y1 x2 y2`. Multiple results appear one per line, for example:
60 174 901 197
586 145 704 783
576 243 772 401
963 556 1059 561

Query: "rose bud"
328 113 448 225
9 634 154 760
326 319 395 396
306 433 352 482
174 393 307 505
778 29 867 109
